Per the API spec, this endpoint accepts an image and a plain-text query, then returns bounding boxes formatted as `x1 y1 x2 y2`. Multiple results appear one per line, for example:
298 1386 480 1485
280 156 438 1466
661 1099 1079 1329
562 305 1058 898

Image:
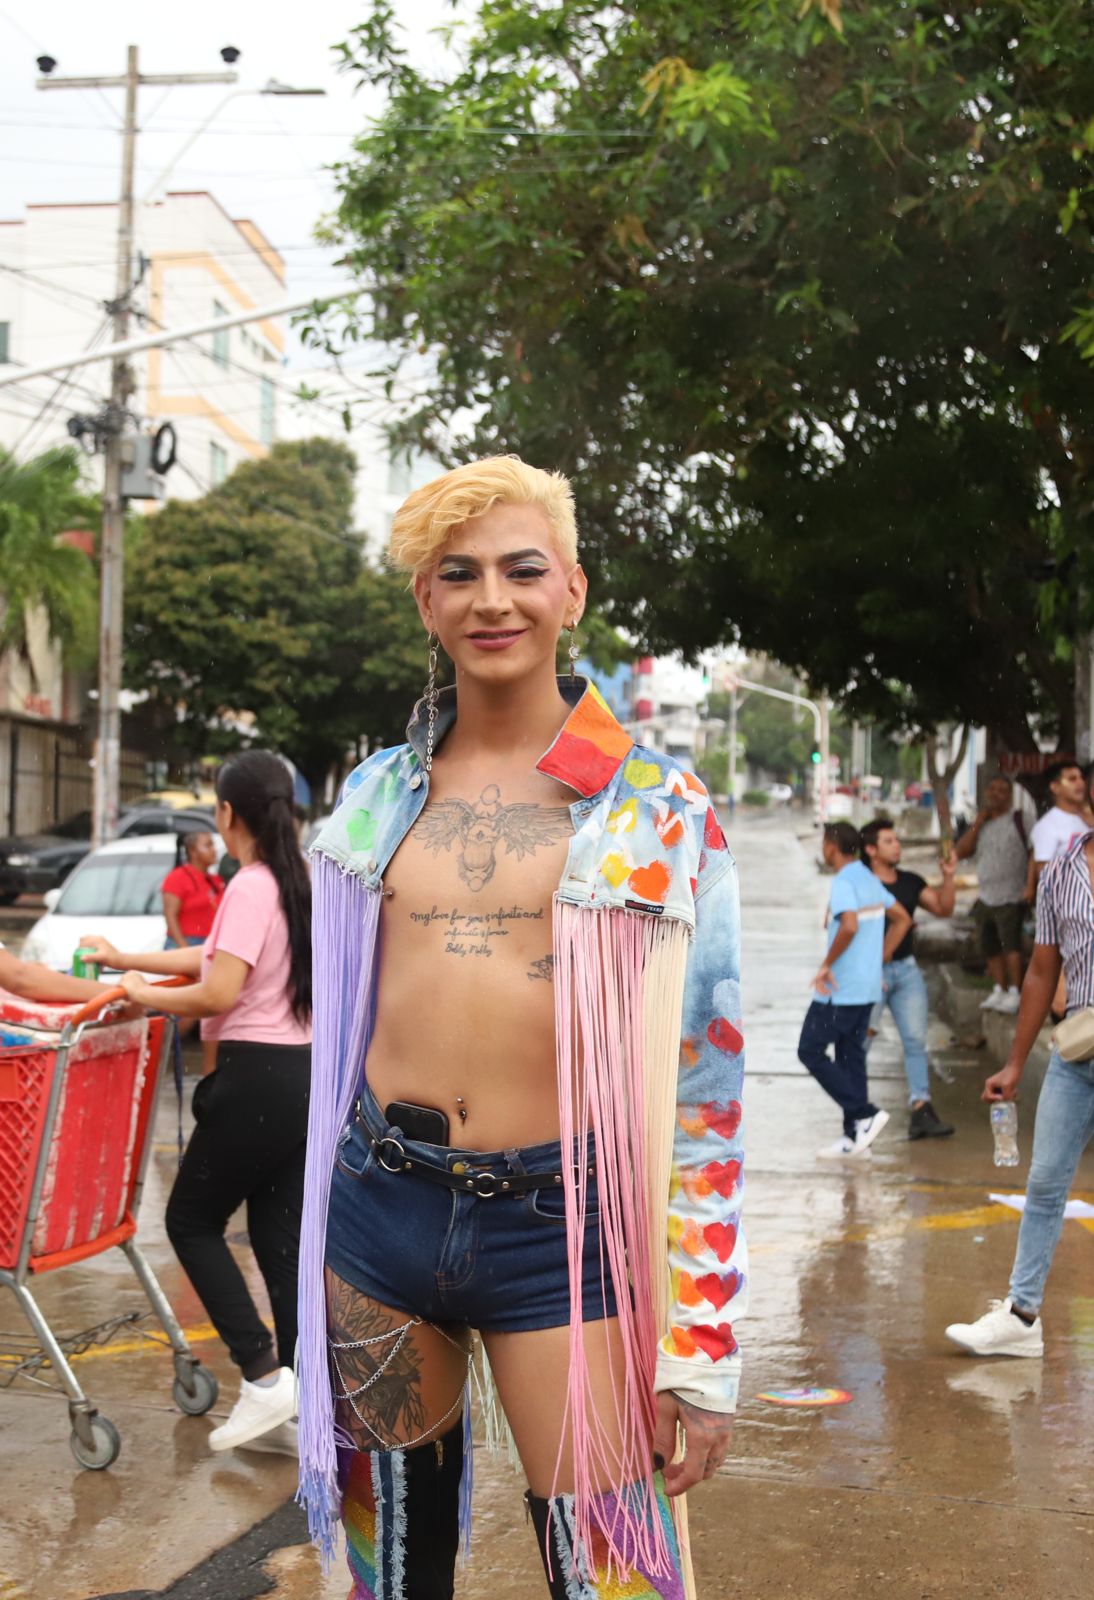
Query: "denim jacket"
311 678 747 1415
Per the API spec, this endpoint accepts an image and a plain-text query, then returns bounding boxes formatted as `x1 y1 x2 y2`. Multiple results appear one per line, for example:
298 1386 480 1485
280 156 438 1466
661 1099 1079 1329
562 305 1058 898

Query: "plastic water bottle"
990 1102 1019 1167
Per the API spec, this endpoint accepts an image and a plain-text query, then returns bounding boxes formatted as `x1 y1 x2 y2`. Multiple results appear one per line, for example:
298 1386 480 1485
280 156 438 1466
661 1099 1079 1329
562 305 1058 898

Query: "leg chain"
328 1317 473 1453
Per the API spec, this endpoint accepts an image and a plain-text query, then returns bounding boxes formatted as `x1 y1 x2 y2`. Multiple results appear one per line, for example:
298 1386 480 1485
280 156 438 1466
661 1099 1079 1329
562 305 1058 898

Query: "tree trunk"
924 726 969 842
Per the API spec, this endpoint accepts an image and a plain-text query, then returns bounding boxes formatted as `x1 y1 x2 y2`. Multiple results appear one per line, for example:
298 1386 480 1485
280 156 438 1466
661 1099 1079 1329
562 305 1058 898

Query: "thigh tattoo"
327 1276 470 1452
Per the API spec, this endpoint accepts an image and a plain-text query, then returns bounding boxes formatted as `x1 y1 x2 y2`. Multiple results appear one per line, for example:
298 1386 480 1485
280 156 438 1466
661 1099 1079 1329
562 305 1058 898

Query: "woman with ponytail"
80 750 312 1453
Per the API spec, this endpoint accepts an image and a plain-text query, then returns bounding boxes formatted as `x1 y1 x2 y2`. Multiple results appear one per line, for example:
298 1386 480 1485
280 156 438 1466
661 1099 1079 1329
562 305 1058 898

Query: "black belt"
356 1117 594 1200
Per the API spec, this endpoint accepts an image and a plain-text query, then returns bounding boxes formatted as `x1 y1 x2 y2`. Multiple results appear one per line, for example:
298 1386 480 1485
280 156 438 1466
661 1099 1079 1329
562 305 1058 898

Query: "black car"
0 806 216 903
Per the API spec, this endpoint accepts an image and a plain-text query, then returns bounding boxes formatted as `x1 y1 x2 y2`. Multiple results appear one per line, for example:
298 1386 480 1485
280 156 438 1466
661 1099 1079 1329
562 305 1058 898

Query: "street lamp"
141 79 326 203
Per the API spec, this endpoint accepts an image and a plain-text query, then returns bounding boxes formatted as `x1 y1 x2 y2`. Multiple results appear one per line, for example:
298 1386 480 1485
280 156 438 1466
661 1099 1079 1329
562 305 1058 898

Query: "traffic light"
809 744 822 765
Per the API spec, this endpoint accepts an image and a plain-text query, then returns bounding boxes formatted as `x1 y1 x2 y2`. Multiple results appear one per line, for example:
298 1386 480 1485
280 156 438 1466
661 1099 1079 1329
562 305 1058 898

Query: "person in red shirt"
162 832 224 948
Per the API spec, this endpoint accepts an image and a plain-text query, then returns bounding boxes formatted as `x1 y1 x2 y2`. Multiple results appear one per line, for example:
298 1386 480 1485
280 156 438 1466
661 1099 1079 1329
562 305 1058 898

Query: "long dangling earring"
567 621 581 682
424 632 439 773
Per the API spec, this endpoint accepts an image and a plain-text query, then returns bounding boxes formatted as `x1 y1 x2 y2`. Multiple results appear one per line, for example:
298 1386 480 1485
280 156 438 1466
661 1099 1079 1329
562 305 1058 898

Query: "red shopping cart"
0 982 218 1468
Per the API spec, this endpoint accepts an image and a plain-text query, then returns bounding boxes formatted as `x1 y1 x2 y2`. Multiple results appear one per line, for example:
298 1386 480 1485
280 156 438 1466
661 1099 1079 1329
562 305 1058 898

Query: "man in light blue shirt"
798 821 912 1158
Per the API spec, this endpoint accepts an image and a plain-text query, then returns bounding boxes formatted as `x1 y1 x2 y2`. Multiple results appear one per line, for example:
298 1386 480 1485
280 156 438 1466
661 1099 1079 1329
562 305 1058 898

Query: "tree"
312 0 1094 756
124 440 426 792
0 446 97 685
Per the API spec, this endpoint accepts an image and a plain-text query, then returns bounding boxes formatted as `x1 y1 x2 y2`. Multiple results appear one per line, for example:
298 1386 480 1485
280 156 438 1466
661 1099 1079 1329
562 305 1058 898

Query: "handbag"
1053 1007 1094 1064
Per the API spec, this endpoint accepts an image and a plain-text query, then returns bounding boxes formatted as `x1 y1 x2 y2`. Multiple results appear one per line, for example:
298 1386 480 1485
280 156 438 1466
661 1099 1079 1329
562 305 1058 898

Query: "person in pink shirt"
81 751 312 1454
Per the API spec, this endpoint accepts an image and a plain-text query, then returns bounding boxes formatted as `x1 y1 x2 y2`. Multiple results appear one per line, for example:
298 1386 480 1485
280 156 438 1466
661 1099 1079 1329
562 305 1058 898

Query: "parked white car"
19 834 177 972
766 783 794 803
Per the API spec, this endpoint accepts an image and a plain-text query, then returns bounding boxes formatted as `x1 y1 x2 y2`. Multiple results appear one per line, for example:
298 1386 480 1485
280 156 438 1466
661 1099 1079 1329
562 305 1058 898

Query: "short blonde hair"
388 455 578 574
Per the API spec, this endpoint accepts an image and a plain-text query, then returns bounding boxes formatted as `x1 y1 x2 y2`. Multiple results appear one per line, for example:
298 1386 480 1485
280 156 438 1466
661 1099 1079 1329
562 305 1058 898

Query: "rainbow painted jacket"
306 679 747 1419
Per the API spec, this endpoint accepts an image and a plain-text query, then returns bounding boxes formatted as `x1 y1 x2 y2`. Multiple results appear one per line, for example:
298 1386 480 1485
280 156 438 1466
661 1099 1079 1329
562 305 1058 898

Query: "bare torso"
365 756 575 1150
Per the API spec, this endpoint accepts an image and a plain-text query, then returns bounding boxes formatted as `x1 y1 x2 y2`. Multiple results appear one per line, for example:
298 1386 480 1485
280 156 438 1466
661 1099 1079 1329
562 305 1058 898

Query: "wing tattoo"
496 804 573 860
415 798 474 855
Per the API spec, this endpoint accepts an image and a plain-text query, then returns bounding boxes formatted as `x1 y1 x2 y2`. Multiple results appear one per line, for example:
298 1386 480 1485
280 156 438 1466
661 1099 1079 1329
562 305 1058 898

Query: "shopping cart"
0 982 218 1468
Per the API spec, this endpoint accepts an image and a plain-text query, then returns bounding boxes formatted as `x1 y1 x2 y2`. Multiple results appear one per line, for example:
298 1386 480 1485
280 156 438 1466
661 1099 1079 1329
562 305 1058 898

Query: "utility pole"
38 49 237 844
727 687 740 813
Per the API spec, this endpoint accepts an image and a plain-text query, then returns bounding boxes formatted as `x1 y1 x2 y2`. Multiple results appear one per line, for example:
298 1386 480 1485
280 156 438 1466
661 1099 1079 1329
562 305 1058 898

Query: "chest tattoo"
527 954 555 983
409 903 545 959
415 783 572 892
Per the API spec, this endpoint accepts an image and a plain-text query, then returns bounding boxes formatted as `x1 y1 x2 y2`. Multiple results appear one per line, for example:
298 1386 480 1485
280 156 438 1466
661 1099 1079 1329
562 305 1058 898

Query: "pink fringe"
552 900 676 1582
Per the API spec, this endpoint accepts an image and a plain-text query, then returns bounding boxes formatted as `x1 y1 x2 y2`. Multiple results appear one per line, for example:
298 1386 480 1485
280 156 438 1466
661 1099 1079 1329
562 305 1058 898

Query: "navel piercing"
456 1096 468 1124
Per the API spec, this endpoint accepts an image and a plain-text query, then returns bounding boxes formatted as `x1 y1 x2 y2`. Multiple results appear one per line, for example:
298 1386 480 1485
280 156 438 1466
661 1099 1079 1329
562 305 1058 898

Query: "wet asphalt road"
1 812 1091 1598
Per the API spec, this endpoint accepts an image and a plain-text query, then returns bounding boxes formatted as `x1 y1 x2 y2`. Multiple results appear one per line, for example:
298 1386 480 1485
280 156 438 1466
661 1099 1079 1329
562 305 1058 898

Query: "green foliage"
741 788 771 807
0 446 97 681
314 0 1094 754
124 440 425 787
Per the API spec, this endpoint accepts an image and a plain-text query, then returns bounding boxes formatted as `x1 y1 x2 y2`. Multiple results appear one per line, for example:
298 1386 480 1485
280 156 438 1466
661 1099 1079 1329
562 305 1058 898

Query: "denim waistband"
355 1078 588 1178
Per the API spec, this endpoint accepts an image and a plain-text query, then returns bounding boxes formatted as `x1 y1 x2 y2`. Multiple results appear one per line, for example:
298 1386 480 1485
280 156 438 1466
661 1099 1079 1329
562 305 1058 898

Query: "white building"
0 190 287 497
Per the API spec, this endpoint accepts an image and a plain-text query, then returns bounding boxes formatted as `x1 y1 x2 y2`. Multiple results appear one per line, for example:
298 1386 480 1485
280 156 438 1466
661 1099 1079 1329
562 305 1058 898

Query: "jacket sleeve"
654 806 747 1414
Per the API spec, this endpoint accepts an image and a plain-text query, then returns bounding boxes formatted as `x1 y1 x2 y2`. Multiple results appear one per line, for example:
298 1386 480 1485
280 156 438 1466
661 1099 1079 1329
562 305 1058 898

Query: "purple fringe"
296 854 381 1563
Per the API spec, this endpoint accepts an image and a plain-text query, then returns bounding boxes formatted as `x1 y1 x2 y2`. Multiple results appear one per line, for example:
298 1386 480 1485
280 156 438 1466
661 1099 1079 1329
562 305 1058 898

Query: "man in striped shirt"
946 817 1094 1357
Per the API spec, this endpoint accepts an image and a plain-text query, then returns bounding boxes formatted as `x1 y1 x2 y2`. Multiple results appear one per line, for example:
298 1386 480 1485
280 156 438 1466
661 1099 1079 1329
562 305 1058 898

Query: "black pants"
797 1000 876 1138
165 1039 310 1380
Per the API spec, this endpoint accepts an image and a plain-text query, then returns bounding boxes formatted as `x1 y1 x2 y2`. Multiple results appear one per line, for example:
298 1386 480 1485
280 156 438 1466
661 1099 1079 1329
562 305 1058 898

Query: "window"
260 376 275 446
56 852 174 917
0 322 9 364
210 440 228 486
212 301 229 368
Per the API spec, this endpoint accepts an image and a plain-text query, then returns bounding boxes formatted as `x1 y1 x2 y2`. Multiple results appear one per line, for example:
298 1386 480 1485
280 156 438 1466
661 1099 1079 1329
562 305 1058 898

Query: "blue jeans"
797 1000 878 1138
325 1081 616 1333
1009 1051 1094 1313
869 957 930 1106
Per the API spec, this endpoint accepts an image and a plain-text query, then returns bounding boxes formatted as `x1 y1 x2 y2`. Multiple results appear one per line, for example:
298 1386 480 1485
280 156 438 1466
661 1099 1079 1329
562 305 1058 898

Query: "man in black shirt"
861 819 957 1140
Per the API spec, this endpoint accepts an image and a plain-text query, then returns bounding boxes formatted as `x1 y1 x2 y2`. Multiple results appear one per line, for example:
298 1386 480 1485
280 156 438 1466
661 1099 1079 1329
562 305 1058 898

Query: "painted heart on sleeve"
624 758 662 790
601 851 632 889
679 1167 714 1203
688 1323 738 1362
673 1270 704 1308
700 1100 742 1140
346 809 378 851
702 1159 742 1199
628 860 671 904
679 1218 705 1258
703 1220 738 1262
677 1106 708 1139
704 808 727 851
694 1270 743 1312
667 1326 698 1359
707 1017 744 1056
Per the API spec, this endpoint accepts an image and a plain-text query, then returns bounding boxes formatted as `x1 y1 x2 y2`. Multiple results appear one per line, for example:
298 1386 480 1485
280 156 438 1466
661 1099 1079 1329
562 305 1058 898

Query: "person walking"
161 830 224 949
945 817 1094 1358
81 751 311 1452
296 457 746 1599
1029 759 1092 873
954 775 1031 1015
861 819 956 1140
799 821 912 1158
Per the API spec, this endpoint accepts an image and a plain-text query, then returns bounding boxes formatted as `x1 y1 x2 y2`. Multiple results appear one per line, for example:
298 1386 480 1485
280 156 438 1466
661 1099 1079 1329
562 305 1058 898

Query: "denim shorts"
325 1082 617 1333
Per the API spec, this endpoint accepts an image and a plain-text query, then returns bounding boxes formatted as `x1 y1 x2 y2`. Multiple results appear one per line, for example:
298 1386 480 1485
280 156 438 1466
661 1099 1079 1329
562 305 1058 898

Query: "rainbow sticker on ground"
755 1386 853 1407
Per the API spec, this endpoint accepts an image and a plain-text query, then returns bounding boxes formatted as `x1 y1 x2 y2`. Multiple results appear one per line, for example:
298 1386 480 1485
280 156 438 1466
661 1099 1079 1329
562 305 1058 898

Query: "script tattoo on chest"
410 904 545 960
415 783 572 892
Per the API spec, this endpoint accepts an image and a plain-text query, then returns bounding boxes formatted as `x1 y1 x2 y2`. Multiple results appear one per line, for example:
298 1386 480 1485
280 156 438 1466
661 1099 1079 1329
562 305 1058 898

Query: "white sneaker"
817 1135 857 1159
996 988 1021 1015
945 1298 1044 1358
849 1109 890 1156
208 1367 297 1451
979 985 1005 1012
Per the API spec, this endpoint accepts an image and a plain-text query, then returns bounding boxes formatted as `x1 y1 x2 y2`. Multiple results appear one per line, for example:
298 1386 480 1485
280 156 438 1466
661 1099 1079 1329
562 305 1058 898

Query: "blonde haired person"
297 456 747 1599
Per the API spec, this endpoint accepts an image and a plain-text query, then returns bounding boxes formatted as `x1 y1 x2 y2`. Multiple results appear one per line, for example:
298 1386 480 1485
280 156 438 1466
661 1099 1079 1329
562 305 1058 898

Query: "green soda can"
72 946 100 979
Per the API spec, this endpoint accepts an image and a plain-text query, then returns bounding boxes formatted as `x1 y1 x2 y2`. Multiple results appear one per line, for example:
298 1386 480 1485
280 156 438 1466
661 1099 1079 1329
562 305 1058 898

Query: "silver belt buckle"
376 1134 407 1173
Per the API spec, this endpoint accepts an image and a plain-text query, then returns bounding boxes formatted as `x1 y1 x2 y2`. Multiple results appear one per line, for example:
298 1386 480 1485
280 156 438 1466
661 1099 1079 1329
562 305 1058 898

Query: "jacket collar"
406 676 634 799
